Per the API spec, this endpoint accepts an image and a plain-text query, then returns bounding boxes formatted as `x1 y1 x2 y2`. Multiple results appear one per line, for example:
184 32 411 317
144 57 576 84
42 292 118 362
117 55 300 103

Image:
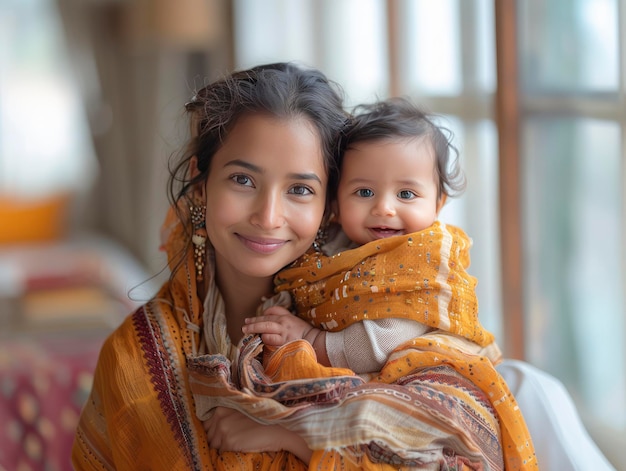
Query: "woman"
72 62 348 470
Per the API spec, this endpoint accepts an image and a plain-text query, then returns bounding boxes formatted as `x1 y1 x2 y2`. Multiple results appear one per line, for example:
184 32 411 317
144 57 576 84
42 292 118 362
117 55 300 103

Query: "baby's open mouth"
368 227 404 238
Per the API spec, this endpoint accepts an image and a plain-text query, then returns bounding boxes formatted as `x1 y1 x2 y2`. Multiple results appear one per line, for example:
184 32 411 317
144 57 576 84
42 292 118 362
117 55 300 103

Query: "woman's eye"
398 190 417 200
232 174 253 187
356 188 374 198
289 185 314 196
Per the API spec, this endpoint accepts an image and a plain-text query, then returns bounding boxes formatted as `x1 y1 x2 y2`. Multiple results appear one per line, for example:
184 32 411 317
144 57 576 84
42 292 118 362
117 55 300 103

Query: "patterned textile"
190 335 506 469
0 337 101 471
190 223 538 470
71 206 306 470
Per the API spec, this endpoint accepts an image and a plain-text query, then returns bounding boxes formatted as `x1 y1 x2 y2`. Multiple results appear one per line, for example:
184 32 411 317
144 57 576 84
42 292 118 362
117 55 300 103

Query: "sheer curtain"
234 0 389 108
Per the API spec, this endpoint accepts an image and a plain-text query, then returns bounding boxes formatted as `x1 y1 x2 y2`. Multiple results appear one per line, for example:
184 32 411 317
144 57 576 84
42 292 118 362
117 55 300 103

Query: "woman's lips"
236 234 287 254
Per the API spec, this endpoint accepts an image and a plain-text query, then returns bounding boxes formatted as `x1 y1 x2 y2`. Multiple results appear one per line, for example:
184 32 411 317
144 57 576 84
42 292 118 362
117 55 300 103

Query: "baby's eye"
356 188 374 198
289 185 314 196
398 190 417 200
231 174 253 187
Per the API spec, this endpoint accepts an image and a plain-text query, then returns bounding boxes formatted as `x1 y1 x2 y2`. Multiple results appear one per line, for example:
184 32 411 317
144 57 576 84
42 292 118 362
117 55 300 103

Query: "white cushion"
497 359 615 470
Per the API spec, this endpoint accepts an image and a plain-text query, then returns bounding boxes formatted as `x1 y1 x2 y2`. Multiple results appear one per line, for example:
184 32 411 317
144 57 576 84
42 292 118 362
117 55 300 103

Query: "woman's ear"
436 194 447 214
189 156 206 201
190 155 201 179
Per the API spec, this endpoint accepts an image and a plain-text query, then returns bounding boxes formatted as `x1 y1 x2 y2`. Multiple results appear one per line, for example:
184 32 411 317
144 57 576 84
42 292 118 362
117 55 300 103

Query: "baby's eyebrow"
344 177 425 188
343 177 375 185
397 179 425 189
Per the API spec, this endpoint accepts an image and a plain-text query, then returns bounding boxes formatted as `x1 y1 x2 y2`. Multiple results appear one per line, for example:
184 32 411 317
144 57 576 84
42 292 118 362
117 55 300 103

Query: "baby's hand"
242 305 314 346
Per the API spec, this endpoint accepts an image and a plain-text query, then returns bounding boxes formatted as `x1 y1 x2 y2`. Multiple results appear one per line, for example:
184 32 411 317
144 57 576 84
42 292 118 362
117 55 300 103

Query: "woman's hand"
204 407 312 463
242 305 316 346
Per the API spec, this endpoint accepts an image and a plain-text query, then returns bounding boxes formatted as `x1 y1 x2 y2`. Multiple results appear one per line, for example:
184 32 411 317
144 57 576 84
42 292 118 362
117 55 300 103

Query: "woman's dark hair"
339 97 466 201
167 62 347 273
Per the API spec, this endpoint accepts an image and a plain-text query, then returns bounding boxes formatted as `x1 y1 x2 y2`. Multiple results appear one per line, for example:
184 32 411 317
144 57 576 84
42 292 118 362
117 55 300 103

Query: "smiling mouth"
368 227 404 239
236 234 287 254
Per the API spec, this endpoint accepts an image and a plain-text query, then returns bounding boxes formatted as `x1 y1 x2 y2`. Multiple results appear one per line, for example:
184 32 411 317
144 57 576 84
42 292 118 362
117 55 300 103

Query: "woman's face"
204 113 327 282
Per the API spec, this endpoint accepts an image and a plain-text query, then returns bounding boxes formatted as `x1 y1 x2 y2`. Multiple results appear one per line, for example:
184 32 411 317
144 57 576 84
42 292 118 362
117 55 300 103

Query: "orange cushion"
0 193 70 244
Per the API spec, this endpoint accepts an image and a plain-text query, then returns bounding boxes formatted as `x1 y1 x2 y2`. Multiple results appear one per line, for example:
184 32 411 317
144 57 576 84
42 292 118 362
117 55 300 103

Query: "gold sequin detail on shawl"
275 221 494 347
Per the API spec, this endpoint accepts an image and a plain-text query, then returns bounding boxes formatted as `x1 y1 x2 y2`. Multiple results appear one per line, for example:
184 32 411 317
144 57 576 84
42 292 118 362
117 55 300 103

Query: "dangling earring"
313 211 335 252
312 226 327 253
190 204 207 282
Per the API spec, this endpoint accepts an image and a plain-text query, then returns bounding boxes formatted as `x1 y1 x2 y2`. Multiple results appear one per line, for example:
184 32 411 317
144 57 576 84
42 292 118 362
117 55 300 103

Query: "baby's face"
336 137 441 245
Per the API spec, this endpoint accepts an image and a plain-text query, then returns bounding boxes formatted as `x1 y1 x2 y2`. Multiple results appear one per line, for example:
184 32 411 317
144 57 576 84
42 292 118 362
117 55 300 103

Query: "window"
233 0 625 460
518 0 625 439
0 0 96 198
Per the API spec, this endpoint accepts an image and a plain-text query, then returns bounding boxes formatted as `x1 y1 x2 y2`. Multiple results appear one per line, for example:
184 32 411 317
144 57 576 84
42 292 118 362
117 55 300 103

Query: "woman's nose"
250 192 285 229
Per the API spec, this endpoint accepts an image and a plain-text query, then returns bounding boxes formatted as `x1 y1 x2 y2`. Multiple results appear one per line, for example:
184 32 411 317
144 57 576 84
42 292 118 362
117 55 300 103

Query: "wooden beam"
494 0 525 359
386 0 400 97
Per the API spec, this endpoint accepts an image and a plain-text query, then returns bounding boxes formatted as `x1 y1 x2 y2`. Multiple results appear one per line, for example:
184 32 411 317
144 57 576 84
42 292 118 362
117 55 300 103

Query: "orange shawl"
276 221 493 346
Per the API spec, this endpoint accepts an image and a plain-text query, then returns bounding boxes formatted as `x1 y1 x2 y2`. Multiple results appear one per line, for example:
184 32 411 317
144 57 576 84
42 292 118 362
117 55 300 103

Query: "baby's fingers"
263 305 292 317
242 316 278 333
242 317 294 346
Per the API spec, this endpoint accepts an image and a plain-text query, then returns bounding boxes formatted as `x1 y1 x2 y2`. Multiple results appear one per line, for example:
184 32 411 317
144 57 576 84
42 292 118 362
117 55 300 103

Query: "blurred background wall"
0 0 624 469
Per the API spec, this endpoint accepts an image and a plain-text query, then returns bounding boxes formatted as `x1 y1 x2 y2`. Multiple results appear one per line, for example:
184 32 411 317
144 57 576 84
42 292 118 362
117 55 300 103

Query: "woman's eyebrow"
225 159 322 184
289 172 322 184
224 159 261 172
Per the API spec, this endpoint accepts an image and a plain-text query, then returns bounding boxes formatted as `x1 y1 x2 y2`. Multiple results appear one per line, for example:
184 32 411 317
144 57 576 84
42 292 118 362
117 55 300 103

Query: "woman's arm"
205 407 313 463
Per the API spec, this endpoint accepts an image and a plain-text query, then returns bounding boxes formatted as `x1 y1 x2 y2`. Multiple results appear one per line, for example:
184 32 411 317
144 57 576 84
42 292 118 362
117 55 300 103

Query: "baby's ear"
436 194 447 214
330 201 340 223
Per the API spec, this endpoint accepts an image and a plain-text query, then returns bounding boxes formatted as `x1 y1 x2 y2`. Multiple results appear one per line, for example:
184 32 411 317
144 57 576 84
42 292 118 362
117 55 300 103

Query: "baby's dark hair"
339 97 466 201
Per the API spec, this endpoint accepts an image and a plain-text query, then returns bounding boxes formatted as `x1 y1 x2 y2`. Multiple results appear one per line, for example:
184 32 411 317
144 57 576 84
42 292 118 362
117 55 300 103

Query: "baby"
242 97 483 374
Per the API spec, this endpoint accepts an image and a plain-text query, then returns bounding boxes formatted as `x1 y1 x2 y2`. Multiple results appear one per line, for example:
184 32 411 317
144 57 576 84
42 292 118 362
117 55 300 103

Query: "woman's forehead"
213 114 326 177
